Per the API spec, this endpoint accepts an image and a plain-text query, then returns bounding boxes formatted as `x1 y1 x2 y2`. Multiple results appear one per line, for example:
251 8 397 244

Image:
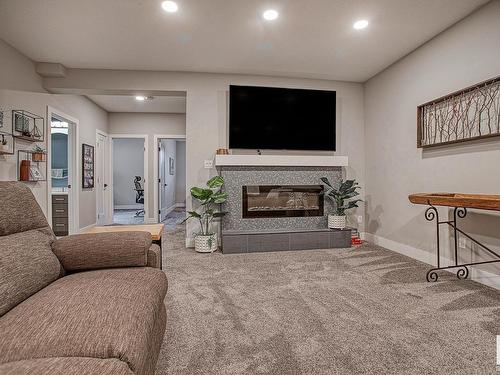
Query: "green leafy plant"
32 145 46 153
182 176 228 236
321 177 362 216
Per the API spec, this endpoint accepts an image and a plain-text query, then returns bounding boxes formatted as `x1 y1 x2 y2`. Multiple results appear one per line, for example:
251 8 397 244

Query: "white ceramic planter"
328 214 346 229
194 234 218 253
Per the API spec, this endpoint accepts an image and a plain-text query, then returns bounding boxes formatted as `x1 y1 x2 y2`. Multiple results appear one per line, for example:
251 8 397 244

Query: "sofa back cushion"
0 182 61 317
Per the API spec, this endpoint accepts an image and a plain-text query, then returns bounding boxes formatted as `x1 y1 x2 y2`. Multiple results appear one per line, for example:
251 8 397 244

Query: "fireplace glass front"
242 185 324 218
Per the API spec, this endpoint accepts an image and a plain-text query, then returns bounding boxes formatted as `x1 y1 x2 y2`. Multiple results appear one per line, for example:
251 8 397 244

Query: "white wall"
44 72 365 244
108 112 186 220
113 138 144 208
175 140 186 205
0 39 45 92
0 90 109 228
364 1 500 283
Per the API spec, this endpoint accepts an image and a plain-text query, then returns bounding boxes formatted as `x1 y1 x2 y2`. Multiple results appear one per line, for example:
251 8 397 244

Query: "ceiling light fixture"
135 96 146 101
353 19 369 30
263 9 279 21
162 1 178 13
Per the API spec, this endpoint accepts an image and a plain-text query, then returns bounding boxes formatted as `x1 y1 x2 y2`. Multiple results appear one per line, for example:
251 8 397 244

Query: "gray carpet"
156 225 500 375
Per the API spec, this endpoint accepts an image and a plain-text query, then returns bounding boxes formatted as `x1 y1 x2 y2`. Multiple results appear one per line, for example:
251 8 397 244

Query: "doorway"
47 107 79 235
96 131 110 225
110 135 148 224
156 136 186 225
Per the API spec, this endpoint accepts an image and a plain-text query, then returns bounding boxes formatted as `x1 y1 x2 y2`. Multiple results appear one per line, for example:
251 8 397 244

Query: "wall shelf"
17 150 47 182
215 154 348 167
12 110 45 142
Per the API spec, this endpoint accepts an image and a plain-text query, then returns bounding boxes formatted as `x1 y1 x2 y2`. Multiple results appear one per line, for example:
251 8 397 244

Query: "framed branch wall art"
417 76 500 148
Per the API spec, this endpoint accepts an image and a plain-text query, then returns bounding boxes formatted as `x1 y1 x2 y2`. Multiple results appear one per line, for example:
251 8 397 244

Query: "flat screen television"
229 85 336 151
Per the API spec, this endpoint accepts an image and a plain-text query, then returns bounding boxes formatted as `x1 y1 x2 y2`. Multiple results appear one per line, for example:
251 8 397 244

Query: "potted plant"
182 176 228 253
31 145 46 162
321 177 362 229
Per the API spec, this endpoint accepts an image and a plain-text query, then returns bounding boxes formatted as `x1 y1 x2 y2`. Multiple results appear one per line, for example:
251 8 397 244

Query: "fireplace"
242 185 324 218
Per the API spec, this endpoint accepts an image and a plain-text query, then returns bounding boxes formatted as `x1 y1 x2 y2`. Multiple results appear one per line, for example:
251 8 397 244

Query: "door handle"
104 184 108 188
68 184 72 189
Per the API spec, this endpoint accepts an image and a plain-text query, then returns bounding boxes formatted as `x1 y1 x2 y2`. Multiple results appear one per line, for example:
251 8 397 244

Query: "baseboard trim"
114 204 143 210
175 203 186 208
145 217 158 224
361 232 499 290
79 222 96 233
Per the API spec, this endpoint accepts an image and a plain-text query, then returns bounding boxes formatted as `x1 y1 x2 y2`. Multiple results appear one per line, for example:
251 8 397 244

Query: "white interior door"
159 141 167 221
96 133 109 225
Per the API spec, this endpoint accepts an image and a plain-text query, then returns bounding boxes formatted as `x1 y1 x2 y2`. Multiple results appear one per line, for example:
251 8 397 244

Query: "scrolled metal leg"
426 269 439 282
456 266 469 280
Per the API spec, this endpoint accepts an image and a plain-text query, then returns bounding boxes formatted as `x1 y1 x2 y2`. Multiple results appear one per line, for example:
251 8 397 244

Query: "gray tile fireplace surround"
219 166 351 254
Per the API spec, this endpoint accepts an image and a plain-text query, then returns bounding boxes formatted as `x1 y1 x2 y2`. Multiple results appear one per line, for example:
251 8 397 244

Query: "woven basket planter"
328 214 346 229
194 234 218 253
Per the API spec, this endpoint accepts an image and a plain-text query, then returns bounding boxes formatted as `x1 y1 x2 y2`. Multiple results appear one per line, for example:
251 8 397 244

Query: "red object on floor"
352 237 362 245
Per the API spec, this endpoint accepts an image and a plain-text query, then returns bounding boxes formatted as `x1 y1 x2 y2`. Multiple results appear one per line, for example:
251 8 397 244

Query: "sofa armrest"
147 244 161 269
51 231 152 271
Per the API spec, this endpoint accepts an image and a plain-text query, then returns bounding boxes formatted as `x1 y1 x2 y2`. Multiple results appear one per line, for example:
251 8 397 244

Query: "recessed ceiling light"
162 1 178 13
135 96 146 101
353 19 369 30
263 9 279 21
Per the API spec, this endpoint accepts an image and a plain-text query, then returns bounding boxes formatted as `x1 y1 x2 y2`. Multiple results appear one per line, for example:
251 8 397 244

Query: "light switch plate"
204 159 214 169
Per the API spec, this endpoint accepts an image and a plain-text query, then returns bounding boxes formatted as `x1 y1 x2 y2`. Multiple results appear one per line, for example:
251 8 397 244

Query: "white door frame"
96 129 112 225
153 134 186 223
46 106 80 234
108 134 149 222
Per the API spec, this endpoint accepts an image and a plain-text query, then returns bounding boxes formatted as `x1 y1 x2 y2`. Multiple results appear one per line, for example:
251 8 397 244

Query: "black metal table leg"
423 202 500 282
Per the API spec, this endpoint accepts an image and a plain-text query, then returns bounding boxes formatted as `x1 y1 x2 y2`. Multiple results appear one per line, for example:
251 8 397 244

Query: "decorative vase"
328 214 346 229
20 160 31 181
194 234 218 253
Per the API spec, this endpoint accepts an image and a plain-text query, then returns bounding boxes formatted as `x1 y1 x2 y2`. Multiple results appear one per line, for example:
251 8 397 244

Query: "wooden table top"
85 224 164 241
409 193 500 211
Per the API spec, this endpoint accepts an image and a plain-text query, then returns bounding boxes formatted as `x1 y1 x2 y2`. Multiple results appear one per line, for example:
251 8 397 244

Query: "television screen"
229 85 336 151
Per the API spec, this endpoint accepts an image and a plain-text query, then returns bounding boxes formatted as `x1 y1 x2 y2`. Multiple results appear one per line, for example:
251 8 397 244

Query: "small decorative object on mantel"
321 177 362 230
12 110 44 142
417 75 500 148
82 143 95 188
182 176 228 253
216 148 229 155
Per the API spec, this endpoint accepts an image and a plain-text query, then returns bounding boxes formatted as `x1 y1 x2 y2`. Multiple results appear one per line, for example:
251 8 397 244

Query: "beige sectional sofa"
0 182 168 375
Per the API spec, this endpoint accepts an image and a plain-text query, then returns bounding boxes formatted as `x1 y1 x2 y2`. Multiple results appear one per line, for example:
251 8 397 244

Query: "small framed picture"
0 132 14 155
82 143 95 188
29 165 43 181
169 157 175 175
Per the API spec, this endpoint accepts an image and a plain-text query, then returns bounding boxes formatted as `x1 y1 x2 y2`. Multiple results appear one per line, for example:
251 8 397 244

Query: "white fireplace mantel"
215 154 348 167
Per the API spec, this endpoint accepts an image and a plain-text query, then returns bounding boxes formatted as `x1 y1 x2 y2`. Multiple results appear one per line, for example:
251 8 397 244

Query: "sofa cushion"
0 357 134 375
0 228 61 317
0 267 168 375
0 182 51 237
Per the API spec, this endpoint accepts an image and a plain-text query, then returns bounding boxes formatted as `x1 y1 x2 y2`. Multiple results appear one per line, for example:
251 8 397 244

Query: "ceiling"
87 95 186 113
0 0 489 82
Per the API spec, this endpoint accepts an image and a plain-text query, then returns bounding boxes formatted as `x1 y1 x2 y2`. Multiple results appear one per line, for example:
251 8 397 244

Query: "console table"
408 193 500 282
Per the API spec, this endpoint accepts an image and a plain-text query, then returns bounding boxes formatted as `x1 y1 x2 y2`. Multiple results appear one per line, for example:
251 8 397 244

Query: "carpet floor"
155 225 500 375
